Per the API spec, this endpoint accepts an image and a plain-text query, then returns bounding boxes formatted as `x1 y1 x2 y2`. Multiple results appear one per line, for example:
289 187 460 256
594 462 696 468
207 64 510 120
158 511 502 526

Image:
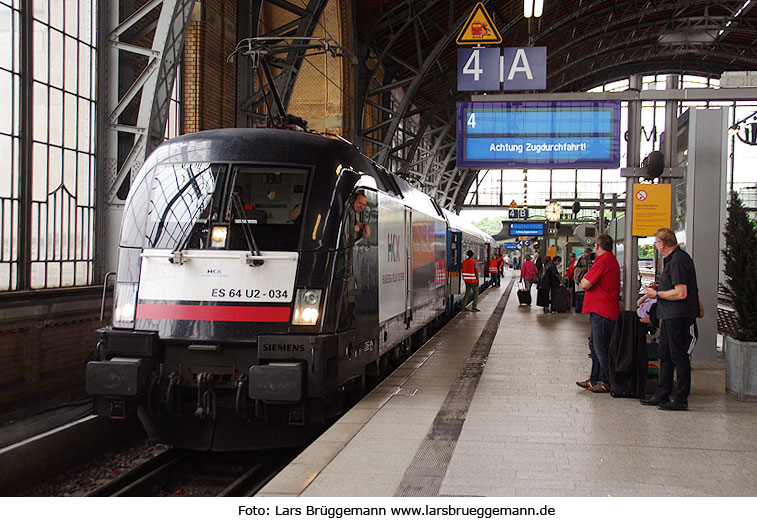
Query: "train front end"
86 129 356 450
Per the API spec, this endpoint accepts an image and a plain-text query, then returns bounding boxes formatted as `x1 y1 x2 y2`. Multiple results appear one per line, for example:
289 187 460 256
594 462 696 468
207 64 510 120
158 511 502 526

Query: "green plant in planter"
722 192 757 342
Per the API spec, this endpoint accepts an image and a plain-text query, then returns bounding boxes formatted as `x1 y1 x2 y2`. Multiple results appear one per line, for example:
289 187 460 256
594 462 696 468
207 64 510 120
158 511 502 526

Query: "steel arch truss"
536 0 757 91
358 0 495 210
99 0 196 204
358 0 757 211
237 0 329 124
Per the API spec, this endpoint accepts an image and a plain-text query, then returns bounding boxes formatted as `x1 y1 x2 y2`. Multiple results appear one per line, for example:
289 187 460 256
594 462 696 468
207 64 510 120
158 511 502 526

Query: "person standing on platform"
534 251 543 275
460 250 480 312
497 252 504 278
520 253 537 291
573 248 593 285
576 234 620 393
536 256 555 313
640 228 702 411
566 252 576 289
489 254 501 287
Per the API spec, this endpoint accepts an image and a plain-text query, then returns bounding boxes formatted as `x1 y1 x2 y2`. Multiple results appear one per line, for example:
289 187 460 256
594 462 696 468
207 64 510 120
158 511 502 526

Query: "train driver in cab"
346 191 370 244
232 184 267 223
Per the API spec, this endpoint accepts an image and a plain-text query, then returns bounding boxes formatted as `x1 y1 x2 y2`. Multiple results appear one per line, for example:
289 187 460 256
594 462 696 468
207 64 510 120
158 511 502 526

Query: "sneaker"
588 381 611 393
471 308 481 312
658 400 688 411
576 379 592 389
640 396 667 406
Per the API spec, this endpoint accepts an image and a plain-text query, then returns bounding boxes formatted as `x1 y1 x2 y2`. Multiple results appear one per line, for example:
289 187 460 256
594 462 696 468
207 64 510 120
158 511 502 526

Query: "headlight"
211 226 228 248
292 288 322 325
113 282 138 328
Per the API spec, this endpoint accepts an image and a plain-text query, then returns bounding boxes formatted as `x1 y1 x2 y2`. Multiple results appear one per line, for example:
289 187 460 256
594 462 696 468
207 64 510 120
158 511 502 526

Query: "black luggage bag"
574 291 585 313
550 286 570 313
608 311 647 398
517 288 532 305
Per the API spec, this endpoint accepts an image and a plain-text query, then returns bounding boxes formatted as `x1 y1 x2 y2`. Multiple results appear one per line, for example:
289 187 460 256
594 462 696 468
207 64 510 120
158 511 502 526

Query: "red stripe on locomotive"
136 303 291 322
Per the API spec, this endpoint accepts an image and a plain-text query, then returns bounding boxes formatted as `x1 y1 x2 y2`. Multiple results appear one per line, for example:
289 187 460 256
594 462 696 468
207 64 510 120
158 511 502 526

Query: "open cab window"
342 188 377 248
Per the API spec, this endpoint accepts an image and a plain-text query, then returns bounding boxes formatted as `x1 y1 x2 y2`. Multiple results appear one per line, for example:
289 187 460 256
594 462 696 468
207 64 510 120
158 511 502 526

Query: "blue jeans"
589 313 615 384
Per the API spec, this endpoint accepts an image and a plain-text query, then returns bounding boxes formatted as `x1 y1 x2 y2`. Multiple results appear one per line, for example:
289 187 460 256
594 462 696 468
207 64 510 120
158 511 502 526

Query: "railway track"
87 447 298 497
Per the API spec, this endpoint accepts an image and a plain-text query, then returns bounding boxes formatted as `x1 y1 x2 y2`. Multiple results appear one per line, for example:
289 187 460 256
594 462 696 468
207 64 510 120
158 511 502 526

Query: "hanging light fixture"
524 0 544 18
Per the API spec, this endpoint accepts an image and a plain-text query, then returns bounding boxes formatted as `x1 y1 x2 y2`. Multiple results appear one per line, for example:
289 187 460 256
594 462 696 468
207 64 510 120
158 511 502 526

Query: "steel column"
623 75 641 310
98 0 196 279
18 0 33 290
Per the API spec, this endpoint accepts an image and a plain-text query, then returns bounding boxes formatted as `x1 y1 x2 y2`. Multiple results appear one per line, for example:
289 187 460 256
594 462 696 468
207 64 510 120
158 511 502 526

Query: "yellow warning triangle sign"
456 2 502 45
510 200 519 208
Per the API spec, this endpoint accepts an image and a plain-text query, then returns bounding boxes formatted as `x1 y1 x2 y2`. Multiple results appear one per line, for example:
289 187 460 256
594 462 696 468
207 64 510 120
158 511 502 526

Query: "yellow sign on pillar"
632 183 672 237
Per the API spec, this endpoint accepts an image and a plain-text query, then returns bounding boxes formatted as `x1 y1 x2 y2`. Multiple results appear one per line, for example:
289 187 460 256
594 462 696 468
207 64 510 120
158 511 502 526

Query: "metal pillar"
663 74 679 230
623 75 641 310
97 0 196 280
18 2 33 290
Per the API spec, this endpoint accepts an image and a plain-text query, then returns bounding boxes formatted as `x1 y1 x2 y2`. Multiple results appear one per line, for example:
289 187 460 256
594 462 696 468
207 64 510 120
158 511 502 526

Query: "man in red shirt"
576 233 620 393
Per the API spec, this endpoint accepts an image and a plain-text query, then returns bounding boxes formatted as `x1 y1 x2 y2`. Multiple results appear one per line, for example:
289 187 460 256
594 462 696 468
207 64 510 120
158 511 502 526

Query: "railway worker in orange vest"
460 250 480 312
489 254 500 287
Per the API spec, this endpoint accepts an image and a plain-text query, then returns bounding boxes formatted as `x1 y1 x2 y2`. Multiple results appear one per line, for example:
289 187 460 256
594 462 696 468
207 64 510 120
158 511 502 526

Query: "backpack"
575 255 593 283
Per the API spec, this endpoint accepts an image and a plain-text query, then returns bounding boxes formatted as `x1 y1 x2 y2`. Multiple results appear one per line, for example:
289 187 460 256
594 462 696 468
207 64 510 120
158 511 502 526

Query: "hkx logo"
206 268 224 275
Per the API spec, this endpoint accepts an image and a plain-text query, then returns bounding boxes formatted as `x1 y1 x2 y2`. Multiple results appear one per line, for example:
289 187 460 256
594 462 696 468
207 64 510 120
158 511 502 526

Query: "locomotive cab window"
143 163 226 250
225 166 310 251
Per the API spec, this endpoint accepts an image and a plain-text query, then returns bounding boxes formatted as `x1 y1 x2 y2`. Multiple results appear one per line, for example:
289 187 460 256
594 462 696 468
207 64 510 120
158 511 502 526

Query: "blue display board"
504 242 519 249
509 222 545 236
457 101 621 168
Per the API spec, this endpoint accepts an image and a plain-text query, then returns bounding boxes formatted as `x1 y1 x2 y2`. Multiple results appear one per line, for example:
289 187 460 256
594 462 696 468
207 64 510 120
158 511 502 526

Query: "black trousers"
656 317 697 404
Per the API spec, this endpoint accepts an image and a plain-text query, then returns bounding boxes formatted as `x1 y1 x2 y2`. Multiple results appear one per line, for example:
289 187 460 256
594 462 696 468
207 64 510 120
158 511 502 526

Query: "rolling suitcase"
517 288 532 305
550 286 569 313
517 280 532 305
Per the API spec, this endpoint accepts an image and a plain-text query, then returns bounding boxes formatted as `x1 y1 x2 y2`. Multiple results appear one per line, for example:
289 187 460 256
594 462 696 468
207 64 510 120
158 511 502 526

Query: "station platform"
258 270 757 497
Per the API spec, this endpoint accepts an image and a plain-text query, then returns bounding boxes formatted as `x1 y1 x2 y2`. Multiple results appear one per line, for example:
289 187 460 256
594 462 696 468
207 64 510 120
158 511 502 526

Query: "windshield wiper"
231 193 264 266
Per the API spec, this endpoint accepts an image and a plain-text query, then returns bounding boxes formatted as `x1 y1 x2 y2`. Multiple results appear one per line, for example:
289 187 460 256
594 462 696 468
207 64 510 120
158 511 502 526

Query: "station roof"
355 0 757 209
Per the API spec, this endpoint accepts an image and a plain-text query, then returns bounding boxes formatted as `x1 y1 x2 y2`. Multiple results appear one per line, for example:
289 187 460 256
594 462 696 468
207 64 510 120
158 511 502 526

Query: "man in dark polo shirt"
640 228 702 411
576 233 621 393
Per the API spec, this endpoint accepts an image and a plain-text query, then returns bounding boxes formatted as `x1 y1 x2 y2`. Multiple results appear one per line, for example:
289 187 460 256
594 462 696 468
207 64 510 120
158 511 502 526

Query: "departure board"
457 101 621 168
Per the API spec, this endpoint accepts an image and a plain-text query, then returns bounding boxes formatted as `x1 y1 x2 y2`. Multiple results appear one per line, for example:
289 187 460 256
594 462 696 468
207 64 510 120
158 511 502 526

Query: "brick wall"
0 303 107 417
183 0 238 133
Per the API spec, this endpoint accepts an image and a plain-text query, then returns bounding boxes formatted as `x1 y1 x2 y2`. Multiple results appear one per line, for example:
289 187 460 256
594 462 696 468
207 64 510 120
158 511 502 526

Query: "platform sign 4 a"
456 2 502 45
457 47 546 91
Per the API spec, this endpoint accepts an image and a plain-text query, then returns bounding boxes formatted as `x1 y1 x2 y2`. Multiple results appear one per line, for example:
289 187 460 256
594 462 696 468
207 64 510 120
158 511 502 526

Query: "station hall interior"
1 0 757 498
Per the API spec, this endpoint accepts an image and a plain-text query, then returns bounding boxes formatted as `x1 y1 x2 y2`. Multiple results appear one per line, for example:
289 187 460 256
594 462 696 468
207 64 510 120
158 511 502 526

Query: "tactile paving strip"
394 278 514 497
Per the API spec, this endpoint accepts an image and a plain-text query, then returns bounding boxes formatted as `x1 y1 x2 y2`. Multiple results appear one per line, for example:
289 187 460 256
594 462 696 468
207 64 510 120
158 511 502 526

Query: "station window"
0 1 21 290
0 1 97 290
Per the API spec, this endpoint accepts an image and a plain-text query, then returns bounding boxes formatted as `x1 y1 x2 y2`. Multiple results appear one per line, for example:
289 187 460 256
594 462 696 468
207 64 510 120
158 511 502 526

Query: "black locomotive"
87 128 496 450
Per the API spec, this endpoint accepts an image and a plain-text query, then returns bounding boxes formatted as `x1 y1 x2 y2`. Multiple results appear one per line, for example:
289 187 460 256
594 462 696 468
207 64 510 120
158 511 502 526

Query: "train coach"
87 128 496 450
